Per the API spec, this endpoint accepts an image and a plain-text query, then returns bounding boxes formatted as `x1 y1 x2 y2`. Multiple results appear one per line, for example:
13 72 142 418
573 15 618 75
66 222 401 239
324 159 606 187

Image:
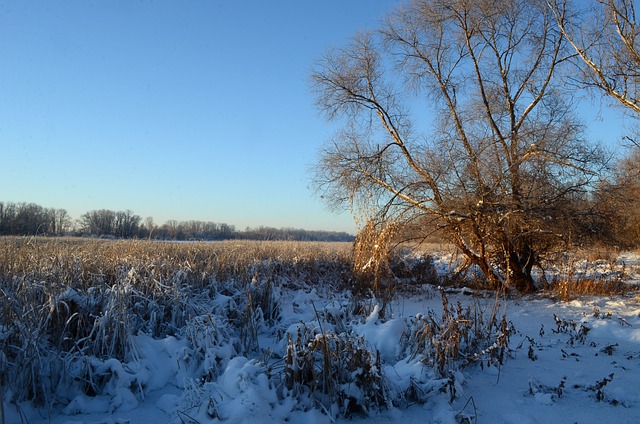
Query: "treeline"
153 222 353 242
0 202 71 236
240 226 354 242
0 201 354 242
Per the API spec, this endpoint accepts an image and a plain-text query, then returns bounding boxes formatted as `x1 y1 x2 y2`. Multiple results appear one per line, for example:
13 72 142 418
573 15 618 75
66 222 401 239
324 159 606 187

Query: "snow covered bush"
404 291 514 376
283 322 387 416
182 313 239 383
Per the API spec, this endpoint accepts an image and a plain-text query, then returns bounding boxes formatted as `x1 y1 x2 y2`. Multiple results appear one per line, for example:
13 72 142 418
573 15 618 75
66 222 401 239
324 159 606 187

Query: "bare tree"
114 210 141 238
80 209 116 236
162 219 182 240
0 202 17 235
14 203 51 235
144 216 156 239
311 0 606 292
48 208 71 236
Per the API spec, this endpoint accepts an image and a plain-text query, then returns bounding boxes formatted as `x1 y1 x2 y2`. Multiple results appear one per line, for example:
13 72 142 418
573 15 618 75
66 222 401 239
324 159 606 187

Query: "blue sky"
0 0 400 233
0 1 630 234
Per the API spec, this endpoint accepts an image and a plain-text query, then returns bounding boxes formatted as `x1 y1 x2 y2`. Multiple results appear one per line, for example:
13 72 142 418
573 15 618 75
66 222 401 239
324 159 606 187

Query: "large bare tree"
311 0 606 292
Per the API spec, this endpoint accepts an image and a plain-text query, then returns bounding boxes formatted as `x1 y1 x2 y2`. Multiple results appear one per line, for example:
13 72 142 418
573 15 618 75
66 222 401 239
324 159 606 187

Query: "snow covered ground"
5 254 640 424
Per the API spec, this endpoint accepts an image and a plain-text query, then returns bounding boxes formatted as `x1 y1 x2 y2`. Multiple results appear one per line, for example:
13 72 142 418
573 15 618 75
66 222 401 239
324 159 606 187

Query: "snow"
355 306 407 362
5 257 640 424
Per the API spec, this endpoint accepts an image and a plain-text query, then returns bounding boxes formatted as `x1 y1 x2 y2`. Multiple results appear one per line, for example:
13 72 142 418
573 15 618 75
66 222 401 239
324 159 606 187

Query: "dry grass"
2 235 637 413
0 236 354 405
283 322 385 416
572 246 620 264
405 291 513 377
279 289 512 415
543 277 637 302
0 236 476 415
539 246 640 301
0 236 353 288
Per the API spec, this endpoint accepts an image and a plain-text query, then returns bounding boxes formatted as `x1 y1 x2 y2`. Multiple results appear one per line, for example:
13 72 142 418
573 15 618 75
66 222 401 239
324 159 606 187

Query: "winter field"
1 237 640 424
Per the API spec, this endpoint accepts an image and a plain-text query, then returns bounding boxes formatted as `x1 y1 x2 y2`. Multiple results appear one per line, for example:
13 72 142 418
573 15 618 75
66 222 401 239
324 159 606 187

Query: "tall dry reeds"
0 237 354 406
540 248 638 301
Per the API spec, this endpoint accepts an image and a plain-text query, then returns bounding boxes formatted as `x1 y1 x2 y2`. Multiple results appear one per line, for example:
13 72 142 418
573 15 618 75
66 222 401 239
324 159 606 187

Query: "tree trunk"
506 248 536 293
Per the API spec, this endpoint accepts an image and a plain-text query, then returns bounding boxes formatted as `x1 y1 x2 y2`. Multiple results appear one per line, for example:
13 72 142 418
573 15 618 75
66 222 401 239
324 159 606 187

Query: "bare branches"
549 0 640 115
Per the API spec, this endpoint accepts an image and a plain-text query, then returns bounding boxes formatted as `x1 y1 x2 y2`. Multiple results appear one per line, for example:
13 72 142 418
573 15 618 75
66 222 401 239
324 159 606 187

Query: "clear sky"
0 1 630 234
0 0 401 234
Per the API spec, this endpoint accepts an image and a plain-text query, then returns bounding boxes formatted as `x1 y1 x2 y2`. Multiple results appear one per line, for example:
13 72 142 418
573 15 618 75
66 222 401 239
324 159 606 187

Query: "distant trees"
151 222 353 241
311 0 607 291
240 226 353 242
79 209 116 236
154 220 235 240
115 210 142 238
0 200 353 241
0 202 71 236
78 209 144 238
592 147 640 249
0 205 145 239
14 203 48 235
50 208 72 236
76 213 237 240
144 216 156 239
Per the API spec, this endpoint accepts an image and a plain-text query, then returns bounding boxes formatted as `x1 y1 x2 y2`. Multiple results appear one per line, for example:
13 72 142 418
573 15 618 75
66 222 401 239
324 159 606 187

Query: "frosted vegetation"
1 237 639 423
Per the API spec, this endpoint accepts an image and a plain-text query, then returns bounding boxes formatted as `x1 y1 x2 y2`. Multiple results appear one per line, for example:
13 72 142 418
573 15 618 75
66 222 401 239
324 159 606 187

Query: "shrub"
404 291 514 376
283 323 386 416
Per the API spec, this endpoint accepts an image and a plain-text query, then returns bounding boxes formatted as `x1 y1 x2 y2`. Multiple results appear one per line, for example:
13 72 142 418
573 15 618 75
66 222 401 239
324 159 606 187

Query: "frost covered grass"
1 237 640 423
0 236 354 290
0 238 352 410
539 249 640 301
0 237 506 421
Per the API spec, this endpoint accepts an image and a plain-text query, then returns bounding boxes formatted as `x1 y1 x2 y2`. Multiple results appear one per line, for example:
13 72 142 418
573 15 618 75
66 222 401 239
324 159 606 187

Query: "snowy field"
3 248 640 424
